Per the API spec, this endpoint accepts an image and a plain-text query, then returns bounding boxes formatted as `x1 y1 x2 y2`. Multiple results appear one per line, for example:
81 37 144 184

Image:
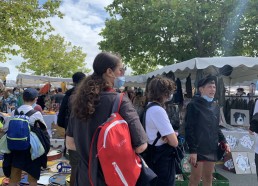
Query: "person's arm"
165 133 178 147
66 136 76 150
185 103 198 153
135 143 147 154
57 94 69 128
119 95 148 152
218 128 230 153
149 106 178 147
66 114 76 150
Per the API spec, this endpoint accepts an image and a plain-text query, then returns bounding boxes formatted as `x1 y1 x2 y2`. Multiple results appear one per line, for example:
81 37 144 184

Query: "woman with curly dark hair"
65 52 148 186
144 76 178 186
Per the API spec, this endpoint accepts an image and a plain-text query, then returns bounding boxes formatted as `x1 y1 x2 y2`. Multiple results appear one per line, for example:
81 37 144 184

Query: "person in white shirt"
145 76 178 186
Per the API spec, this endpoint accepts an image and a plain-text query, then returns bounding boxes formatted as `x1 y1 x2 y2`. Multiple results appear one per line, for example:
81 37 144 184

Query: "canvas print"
231 109 250 126
232 152 251 174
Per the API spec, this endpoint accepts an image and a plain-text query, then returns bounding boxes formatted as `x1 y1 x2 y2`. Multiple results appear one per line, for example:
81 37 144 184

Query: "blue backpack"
6 109 37 151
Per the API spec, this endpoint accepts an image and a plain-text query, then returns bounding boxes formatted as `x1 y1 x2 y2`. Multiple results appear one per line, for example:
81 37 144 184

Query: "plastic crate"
175 174 189 186
211 173 229 186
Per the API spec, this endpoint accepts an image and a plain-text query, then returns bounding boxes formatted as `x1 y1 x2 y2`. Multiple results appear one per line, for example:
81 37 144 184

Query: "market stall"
16 74 73 88
125 56 258 176
125 56 258 87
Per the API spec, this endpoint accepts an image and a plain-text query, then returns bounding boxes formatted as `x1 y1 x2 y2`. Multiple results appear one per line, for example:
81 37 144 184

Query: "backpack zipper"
112 162 128 186
103 119 127 148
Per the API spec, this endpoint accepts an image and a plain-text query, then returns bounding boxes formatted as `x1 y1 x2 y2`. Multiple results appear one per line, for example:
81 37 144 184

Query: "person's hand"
188 153 198 167
162 136 168 143
224 143 231 153
249 129 254 135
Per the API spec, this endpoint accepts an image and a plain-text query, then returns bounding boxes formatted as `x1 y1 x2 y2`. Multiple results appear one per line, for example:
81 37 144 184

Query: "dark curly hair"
71 52 121 120
146 76 176 106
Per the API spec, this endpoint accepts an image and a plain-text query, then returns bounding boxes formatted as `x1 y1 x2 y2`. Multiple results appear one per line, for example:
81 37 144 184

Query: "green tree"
99 0 258 75
17 34 89 77
0 0 63 62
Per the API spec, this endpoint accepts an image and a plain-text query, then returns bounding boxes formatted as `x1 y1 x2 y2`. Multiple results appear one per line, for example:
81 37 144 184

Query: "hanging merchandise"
249 83 256 96
185 74 192 98
61 82 67 93
173 78 184 105
40 83 51 94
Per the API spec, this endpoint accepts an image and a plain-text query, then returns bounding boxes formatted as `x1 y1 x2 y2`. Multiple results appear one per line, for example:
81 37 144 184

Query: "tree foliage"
99 0 258 75
1 0 89 77
17 34 88 77
0 0 63 62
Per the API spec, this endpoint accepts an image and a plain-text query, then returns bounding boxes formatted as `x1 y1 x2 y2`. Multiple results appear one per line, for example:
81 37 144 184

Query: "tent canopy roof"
125 56 258 86
16 74 73 88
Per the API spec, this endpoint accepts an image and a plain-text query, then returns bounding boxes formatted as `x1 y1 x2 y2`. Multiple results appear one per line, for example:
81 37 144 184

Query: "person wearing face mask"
185 75 230 186
65 52 148 186
13 87 23 108
144 76 178 186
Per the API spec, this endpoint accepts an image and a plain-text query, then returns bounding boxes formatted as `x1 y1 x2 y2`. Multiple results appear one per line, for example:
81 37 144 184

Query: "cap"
23 88 38 100
198 75 216 88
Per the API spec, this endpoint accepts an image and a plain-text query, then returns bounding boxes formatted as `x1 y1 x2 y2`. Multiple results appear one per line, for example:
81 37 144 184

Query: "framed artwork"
222 129 255 152
232 152 251 174
223 153 235 173
230 109 250 126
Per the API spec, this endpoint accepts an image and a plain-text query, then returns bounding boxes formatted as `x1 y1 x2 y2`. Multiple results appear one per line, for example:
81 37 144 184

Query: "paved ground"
215 164 257 186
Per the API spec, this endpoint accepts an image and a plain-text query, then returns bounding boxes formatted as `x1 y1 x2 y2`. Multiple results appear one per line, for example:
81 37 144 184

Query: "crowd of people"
0 51 237 186
0 86 65 115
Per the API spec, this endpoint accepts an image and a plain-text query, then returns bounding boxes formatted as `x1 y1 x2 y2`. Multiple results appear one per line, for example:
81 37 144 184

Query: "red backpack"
89 93 142 186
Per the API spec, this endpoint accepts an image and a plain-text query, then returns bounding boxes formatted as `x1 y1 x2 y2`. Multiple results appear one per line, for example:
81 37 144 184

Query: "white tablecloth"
2 113 58 137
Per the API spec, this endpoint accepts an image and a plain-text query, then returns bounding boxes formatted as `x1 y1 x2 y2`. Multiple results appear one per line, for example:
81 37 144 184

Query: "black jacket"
185 95 226 154
250 112 258 133
57 87 75 129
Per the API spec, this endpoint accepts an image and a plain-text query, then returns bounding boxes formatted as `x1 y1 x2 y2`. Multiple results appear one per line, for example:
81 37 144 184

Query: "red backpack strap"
111 93 124 113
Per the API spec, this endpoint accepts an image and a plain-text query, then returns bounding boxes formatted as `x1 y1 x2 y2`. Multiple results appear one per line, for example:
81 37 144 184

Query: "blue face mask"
114 76 125 88
202 95 213 102
32 102 37 108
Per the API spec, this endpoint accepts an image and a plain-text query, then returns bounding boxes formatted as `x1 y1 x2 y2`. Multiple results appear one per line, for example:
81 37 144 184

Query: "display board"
222 127 256 175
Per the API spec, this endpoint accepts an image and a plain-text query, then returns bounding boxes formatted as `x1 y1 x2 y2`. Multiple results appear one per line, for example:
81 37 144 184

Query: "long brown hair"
71 52 121 120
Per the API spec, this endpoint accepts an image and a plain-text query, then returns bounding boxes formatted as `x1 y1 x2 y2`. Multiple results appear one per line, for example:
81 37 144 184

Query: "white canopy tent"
16 74 73 88
125 56 258 87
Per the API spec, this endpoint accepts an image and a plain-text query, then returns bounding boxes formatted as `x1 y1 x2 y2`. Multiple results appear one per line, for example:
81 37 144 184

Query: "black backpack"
140 102 184 174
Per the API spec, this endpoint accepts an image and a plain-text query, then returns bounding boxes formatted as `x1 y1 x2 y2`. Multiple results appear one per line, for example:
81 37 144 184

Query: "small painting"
232 152 251 174
231 109 250 126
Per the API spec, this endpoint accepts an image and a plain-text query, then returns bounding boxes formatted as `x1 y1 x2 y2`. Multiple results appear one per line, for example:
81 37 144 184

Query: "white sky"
2 0 113 80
